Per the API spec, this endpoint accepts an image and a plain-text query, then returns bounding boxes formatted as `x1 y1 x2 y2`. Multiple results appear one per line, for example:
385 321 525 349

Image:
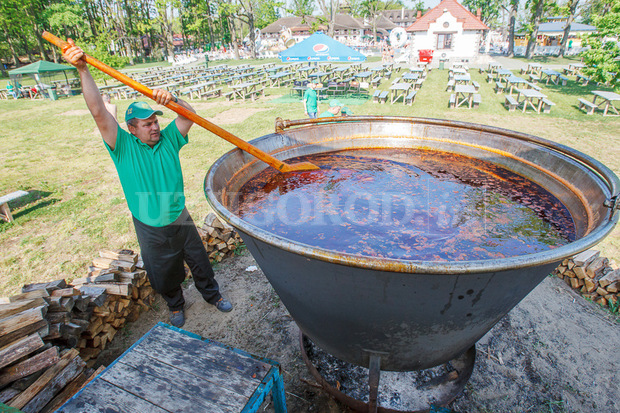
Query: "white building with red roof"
405 0 489 63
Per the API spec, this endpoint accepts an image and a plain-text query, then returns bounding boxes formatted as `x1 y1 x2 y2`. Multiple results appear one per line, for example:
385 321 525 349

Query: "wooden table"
488 62 502 74
454 84 477 108
232 82 261 100
389 82 411 104
453 74 471 85
591 90 620 116
57 323 287 413
515 88 547 113
308 71 332 83
268 72 293 87
505 76 528 94
402 72 419 83
541 69 562 85
524 63 542 75
566 63 586 75
497 69 513 81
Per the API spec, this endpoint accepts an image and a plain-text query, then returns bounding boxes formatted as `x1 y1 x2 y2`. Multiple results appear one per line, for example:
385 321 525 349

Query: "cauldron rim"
205 116 619 274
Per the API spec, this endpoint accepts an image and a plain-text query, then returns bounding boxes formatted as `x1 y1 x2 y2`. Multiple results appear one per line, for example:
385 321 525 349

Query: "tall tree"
462 0 502 25
580 0 614 24
581 0 620 85
359 0 395 44
502 0 520 57
288 0 314 16
316 0 341 37
525 0 555 59
557 0 580 57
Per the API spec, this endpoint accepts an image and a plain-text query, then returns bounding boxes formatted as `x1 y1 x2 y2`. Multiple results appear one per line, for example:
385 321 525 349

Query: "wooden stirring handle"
42 31 318 173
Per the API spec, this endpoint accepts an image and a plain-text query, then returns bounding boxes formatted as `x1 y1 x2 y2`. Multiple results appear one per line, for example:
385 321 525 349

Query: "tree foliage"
462 0 502 26
581 0 620 86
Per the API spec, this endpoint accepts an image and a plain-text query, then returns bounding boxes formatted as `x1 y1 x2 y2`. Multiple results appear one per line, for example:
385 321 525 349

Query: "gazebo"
8 61 78 99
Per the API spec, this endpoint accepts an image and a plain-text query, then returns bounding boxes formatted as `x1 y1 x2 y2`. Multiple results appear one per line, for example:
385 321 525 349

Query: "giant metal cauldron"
205 116 619 372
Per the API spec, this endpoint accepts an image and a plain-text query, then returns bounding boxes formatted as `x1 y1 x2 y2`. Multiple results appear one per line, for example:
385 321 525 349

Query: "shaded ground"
97 249 619 413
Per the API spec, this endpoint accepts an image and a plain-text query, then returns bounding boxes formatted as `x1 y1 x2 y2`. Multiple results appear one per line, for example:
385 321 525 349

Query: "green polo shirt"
105 122 187 227
319 110 335 117
303 88 318 113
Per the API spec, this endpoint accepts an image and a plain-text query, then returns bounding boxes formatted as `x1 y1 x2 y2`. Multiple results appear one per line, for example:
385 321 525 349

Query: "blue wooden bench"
57 323 287 413
448 93 456 108
0 190 28 222
505 95 518 111
541 98 555 113
405 90 417 106
578 98 597 115
494 81 505 94
377 90 389 104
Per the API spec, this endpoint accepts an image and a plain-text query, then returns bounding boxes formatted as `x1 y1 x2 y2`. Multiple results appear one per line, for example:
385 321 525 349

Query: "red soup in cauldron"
236 148 576 261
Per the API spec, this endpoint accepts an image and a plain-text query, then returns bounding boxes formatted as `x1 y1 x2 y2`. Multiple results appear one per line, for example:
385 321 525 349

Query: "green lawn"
1 61 619 296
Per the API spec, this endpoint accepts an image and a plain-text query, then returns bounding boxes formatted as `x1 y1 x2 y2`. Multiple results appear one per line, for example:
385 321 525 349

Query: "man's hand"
62 39 87 71
152 89 175 106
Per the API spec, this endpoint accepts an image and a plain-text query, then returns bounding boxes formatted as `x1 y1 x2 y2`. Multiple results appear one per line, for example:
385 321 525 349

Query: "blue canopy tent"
279 32 366 63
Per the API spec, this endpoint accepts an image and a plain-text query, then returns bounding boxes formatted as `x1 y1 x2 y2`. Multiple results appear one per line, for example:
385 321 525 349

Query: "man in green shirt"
62 39 232 328
303 82 318 118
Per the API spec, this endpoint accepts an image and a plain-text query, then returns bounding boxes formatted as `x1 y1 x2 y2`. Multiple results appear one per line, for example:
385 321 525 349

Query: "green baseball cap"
329 99 344 108
341 106 353 115
125 101 163 122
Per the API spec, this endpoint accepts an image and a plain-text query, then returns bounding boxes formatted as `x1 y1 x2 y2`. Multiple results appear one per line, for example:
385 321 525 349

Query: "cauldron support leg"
367 353 381 413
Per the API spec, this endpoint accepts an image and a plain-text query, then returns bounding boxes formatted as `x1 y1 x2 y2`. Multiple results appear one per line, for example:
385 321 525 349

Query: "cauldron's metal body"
205 117 619 371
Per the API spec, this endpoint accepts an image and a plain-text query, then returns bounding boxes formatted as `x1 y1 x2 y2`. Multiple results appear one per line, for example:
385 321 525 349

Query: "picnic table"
590 90 620 116
454 74 471 85
449 68 467 78
402 72 419 83
497 69 513 81
297 66 317 79
389 82 411 104
505 76 528 94
454 84 477 108
355 71 373 80
515 88 548 113
331 66 351 80
488 62 502 74
268 72 293 87
308 71 332 83
565 63 586 75
540 69 562 85
0 190 28 222
231 82 262 101
523 63 542 75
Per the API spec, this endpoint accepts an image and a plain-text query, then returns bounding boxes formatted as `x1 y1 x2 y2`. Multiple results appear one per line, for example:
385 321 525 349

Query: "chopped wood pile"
197 213 244 263
554 249 619 309
0 249 153 412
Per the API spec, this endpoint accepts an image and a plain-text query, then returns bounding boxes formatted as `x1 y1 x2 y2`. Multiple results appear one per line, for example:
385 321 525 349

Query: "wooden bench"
472 93 482 108
541 98 555 113
448 93 456 108
526 82 542 91
199 88 222 99
250 88 265 102
391 77 401 84
486 73 494 83
377 90 389 104
57 323 287 413
446 80 455 92
505 95 518 112
223 91 234 101
578 98 597 115
472 81 480 92
494 81 505 94
576 74 590 86
0 190 28 222
372 90 381 102
370 77 382 88
529 74 540 83
384 71 392 79
559 75 569 86
405 90 417 106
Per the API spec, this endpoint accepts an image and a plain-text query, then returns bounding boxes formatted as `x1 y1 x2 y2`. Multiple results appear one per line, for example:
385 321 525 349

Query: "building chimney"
476 8 482 20
417 10 422 19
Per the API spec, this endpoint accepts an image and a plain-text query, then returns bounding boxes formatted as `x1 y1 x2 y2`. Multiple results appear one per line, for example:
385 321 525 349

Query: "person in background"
303 82 318 118
102 93 118 121
6 81 17 99
61 39 232 328
319 99 343 117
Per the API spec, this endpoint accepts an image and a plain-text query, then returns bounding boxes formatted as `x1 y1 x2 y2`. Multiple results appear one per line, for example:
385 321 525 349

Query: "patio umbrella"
279 32 366 63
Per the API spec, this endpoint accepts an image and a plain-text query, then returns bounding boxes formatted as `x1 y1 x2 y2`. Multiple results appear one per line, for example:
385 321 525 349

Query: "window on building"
437 33 453 49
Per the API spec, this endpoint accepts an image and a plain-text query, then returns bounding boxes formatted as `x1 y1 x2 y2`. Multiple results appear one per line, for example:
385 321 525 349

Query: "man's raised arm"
62 39 118 150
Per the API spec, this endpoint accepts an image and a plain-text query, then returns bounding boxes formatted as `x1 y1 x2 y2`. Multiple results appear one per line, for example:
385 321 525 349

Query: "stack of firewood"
0 284 105 412
197 213 244 263
70 249 155 364
554 249 619 308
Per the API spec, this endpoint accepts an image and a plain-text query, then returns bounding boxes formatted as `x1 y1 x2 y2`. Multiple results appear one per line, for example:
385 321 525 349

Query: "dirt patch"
58 109 91 116
202 107 268 125
96 250 619 413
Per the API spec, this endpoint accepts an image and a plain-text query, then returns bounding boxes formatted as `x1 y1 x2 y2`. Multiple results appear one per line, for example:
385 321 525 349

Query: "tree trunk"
558 0 579 57
526 0 544 59
507 0 518 57
3 23 21 66
228 16 240 60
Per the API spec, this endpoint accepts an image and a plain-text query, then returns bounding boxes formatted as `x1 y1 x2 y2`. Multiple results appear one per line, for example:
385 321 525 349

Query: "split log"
99 249 138 264
0 320 48 349
5 290 50 303
572 249 600 267
71 272 119 285
75 286 108 307
606 281 619 294
40 365 105 413
92 257 136 272
0 298 47 319
0 306 47 337
90 282 132 297
0 347 60 388
586 257 609 278
50 288 81 298
573 266 587 279
47 296 74 313
0 333 45 370
21 280 67 294
599 269 620 288
86 267 120 278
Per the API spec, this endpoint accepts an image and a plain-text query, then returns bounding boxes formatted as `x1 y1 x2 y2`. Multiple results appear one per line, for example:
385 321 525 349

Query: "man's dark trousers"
133 208 221 311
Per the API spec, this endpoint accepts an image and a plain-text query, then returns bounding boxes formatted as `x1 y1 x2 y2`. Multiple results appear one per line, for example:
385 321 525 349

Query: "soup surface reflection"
236 148 576 261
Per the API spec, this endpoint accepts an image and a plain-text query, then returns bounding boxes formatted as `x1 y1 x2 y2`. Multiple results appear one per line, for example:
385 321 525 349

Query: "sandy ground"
97 249 619 413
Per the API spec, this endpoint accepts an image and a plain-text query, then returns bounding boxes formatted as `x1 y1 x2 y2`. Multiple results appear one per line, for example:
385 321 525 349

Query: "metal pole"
368 354 381 413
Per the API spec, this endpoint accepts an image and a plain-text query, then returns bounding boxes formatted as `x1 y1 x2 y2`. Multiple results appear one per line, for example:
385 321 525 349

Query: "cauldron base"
300 333 475 413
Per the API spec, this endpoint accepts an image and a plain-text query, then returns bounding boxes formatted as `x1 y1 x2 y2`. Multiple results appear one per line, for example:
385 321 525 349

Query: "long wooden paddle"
42 31 319 173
